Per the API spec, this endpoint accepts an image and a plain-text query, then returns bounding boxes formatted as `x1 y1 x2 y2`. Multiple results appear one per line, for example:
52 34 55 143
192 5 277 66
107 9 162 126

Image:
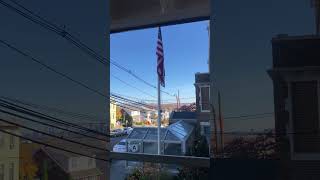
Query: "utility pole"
178 90 180 109
312 0 320 35
176 92 179 111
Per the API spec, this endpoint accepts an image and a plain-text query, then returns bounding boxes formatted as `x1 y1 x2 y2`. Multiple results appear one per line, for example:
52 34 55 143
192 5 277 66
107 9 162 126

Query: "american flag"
156 27 165 87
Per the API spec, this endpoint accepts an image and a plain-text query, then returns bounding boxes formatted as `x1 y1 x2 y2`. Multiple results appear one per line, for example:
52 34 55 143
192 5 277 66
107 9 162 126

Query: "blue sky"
111 21 210 103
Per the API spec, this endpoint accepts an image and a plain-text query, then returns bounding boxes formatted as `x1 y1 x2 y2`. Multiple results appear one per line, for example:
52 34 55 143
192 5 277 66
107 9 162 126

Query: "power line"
0 128 109 162
0 39 152 111
0 117 108 152
224 112 274 120
111 93 155 109
0 0 176 97
111 74 156 99
0 106 108 142
0 98 109 137
1 96 104 121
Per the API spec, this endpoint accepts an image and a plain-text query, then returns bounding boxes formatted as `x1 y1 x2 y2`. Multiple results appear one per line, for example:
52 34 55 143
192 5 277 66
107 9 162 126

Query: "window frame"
0 133 4 148
285 74 320 160
0 164 4 180
9 135 14 150
199 85 210 112
71 158 77 168
9 163 14 180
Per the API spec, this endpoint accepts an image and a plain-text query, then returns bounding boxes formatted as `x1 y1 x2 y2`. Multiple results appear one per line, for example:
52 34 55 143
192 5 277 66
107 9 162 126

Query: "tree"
223 131 279 159
176 135 209 180
116 107 123 121
120 112 133 127
20 145 38 180
178 103 196 112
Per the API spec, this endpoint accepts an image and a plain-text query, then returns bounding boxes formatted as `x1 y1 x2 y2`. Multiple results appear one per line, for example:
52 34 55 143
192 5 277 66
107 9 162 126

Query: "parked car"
113 139 127 152
123 127 133 135
111 129 125 137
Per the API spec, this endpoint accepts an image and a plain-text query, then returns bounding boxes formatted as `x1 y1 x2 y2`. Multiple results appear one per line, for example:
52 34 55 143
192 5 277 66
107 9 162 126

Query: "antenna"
312 0 320 35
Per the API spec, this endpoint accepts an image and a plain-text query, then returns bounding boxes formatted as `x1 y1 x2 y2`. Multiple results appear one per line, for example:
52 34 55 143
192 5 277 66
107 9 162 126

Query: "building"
169 111 197 125
0 123 19 180
130 110 144 123
34 147 102 180
194 73 212 142
126 120 195 155
268 35 320 179
110 102 117 129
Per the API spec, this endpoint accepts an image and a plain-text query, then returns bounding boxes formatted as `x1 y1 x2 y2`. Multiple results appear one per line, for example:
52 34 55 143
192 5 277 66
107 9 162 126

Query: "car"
111 129 125 137
113 139 127 152
123 127 133 135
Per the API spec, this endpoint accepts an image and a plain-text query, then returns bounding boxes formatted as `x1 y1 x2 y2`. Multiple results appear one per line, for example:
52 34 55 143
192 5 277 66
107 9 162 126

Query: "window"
71 158 77 168
200 86 210 112
9 135 15 150
88 158 93 167
0 164 4 180
203 126 211 136
9 163 14 180
0 133 4 148
291 81 320 153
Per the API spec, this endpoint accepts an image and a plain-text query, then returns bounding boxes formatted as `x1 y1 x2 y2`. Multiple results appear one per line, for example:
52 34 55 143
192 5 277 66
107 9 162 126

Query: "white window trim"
199 85 210 112
285 75 320 160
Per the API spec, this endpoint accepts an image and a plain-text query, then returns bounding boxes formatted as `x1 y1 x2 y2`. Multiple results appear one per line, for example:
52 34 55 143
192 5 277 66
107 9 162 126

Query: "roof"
170 111 196 119
41 147 70 172
70 168 102 178
167 120 194 141
0 122 18 129
271 35 320 68
127 120 194 143
110 0 210 33
195 73 210 84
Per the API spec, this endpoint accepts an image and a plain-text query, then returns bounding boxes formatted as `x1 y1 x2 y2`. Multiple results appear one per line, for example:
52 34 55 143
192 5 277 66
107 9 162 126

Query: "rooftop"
171 111 196 119
127 120 194 142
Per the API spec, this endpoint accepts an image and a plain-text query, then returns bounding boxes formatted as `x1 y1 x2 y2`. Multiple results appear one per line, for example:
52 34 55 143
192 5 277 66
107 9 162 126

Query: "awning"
111 0 210 33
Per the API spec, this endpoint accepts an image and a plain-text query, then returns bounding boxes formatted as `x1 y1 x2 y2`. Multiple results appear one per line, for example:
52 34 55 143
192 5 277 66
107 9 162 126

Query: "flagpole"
157 78 161 155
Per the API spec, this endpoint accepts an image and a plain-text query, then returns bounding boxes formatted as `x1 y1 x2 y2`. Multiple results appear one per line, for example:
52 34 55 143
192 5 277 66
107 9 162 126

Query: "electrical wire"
0 39 153 111
0 0 176 97
0 128 109 162
0 107 108 142
0 98 109 137
0 117 108 151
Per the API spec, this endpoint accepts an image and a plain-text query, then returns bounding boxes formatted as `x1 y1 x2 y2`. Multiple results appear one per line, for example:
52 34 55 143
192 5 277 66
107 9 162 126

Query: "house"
0 123 19 180
110 101 117 129
268 35 320 179
34 147 102 180
194 73 212 142
130 110 144 123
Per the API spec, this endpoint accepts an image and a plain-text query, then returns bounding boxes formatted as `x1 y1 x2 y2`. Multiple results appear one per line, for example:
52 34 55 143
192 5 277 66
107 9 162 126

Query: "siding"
291 81 320 152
